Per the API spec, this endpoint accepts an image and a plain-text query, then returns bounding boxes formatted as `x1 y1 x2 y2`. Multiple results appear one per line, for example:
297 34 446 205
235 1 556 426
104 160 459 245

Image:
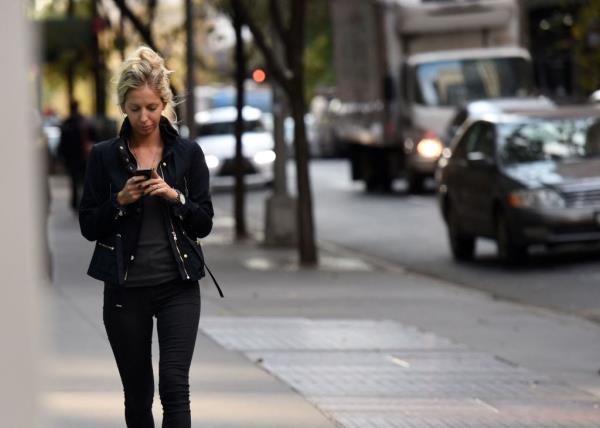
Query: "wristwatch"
174 189 186 206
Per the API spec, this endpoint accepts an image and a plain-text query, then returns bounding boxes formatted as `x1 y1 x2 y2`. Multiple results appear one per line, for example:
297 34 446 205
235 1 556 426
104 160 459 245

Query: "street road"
212 159 600 322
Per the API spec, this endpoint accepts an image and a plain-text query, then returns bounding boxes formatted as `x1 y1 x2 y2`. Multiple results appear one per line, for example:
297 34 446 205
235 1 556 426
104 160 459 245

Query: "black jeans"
103 279 201 428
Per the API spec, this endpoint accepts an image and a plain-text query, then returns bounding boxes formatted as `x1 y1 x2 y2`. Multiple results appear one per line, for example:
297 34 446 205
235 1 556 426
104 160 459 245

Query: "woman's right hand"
117 176 150 206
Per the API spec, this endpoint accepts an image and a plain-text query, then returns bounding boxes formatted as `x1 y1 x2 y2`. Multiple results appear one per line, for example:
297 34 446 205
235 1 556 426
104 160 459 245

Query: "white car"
195 106 275 189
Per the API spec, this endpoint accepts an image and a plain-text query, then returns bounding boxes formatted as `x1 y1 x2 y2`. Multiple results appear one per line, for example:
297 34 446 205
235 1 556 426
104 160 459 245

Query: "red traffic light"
252 68 266 83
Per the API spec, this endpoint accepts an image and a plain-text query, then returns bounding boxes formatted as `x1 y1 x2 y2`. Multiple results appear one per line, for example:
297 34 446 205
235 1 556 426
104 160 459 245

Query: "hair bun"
136 47 164 69
116 46 176 122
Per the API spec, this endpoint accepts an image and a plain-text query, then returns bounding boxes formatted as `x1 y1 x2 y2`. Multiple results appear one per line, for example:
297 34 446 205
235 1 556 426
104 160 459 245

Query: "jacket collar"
116 116 179 173
118 115 179 145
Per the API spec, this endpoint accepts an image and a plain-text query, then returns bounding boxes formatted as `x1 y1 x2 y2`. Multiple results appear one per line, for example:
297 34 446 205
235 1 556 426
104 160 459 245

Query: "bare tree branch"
148 0 157 28
236 0 293 94
111 0 181 118
289 0 305 72
112 0 159 52
269 0 291 48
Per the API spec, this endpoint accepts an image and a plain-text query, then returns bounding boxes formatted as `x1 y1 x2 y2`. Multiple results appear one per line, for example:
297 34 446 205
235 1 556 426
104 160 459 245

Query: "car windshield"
209 90 272 113
415 57 532 107
498 117 600 165
197 120 265 136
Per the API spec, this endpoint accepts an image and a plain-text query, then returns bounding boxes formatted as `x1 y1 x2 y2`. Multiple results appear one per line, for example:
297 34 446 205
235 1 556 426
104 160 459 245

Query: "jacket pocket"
186 236 204 261
87 241 118 282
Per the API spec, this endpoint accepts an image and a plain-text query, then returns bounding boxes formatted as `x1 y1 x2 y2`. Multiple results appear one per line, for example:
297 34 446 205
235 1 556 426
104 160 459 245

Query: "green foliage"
212 0 334 101
32 0 92 19
304 0 334 100
572 2 600 94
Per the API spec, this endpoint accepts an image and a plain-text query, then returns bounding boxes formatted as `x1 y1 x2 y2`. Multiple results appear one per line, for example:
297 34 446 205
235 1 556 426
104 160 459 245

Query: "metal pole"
185 0 196 139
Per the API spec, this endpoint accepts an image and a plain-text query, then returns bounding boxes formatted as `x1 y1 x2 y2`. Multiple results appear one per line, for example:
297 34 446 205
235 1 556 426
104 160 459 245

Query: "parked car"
195 106 275 189
42 117 62 159
195 83 319 157
437 103 600 263
443 96 555 147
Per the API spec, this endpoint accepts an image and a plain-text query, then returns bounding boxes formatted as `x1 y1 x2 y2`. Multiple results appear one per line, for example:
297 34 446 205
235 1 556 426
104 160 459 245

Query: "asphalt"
44 176 600 427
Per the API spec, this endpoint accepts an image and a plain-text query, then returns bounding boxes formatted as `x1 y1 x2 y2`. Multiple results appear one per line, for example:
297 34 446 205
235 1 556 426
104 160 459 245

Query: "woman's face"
123 85 165 138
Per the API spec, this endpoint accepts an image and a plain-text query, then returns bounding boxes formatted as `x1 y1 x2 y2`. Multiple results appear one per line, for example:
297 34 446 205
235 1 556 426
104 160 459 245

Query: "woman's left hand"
143 169 178 203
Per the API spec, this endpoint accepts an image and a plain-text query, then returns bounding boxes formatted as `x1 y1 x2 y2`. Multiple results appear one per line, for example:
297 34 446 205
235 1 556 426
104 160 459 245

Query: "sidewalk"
44 176 600 427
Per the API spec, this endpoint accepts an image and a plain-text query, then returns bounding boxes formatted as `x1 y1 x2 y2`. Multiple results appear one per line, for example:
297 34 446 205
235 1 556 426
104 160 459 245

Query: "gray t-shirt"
125 195 180 287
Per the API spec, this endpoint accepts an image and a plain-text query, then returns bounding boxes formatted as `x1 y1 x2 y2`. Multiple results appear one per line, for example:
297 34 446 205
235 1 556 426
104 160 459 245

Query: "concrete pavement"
44 176 600 427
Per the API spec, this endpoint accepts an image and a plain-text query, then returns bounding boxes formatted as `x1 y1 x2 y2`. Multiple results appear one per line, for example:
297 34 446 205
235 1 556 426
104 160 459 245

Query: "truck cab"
402 47 533 191
329 0 534 192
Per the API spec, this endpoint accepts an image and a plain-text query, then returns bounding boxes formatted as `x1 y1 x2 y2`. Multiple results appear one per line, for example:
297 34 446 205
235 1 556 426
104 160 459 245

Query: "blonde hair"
117 46 176 121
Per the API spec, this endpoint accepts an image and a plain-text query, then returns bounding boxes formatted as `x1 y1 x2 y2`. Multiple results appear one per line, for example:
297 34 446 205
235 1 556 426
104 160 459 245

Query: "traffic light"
252 68 266 83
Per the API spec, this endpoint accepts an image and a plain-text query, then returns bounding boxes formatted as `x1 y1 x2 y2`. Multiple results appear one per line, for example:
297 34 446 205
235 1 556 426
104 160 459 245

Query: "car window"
469 122 496 160
452 121 496 161
197 119 265 136
414 57 533 107
498 116 600 165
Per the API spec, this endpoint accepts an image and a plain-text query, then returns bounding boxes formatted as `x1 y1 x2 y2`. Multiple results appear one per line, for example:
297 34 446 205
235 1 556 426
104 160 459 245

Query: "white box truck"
329 0 533 192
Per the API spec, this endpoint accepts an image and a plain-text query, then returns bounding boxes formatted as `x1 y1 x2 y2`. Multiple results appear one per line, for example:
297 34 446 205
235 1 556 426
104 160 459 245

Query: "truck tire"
363 149 392 193
407 170 424 194
447 204 475 261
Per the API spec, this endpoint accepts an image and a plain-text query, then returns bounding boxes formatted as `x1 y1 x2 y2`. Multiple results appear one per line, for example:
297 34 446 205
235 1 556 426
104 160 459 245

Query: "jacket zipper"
98 242 115 251
111 183 123 220
160 164 190 280
115 233 128 282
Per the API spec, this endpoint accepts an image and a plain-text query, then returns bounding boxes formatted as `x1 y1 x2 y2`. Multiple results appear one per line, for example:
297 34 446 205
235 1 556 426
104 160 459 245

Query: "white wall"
0 2 41 427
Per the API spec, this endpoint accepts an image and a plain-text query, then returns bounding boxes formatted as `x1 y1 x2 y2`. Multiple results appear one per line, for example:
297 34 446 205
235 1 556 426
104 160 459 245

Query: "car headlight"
253 150 276 165
509 188 566 209
205 155 220 169
416 133 443 159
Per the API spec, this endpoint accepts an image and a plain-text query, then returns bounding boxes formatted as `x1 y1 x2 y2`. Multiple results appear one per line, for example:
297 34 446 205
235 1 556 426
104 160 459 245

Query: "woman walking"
79 46 222 427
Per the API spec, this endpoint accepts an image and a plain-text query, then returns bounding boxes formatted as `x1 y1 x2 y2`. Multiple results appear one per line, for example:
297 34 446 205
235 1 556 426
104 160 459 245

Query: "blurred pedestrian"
79 46 222 428
58 100 93 211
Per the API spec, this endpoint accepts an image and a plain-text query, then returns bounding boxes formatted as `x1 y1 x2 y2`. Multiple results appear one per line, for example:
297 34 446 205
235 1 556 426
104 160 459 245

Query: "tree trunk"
232 0 247 240
66 0 75 106
92 0 106 117
288 0 317 265
66 62 75 106
232 0 317 261
290 76 317 265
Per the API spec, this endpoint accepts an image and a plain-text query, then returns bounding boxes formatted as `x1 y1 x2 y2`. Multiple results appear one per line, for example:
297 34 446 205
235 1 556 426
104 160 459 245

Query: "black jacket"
79 117 222 296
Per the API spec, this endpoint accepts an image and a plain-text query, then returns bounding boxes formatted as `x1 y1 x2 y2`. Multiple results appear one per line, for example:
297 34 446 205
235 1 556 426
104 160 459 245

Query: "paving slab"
200 316 600 427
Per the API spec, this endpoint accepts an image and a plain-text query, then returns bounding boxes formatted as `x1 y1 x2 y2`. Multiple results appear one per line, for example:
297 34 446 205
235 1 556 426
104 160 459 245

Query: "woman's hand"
143 169 178 202
116 175 149 206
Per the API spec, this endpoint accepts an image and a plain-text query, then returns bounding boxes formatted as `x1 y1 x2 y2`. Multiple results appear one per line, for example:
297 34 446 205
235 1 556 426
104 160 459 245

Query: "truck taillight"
416 131 443 159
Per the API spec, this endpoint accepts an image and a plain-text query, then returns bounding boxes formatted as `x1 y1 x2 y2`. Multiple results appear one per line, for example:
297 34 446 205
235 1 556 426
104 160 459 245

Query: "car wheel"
496 212 527 265
447 205 475 261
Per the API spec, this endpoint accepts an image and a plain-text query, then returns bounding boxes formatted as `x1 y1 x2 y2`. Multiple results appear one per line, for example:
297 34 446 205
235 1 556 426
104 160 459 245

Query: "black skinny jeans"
103 279 201 428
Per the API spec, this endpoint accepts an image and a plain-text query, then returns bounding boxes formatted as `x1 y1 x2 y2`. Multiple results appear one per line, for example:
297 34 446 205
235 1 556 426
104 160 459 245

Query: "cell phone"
134 168 153 179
